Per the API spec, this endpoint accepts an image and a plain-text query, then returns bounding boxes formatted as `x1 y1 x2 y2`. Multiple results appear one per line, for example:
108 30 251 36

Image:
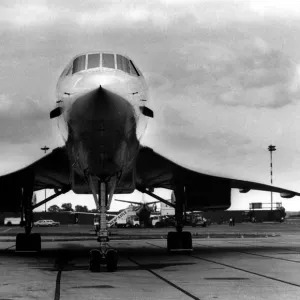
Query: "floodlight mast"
268 145 276 211
41 146 50 212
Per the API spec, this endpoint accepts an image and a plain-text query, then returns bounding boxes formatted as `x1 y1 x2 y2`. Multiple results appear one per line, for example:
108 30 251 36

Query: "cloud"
2 0 300 33
0 1 57 26
151 35 299 109
0 2 300 182
0 93 52 144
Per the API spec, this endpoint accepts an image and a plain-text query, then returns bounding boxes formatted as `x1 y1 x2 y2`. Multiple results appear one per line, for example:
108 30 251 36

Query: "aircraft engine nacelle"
183 178 231 211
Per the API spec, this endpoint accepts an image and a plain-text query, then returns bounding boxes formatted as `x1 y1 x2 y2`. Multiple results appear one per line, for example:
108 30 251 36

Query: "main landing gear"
89 181 119 272
15 186 69 253
16 187 41 252
142 186 193 253
167 185 192 253
167 231 192 253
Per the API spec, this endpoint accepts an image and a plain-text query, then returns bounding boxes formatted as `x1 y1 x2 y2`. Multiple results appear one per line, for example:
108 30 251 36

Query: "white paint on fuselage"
56 59 149 143
55 52 149 192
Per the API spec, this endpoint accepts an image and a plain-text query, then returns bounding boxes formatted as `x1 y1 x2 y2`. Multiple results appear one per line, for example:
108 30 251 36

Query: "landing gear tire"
89 249 102 272
106 249 118 272
155 222 162 228
16 233 41 252
89 249 118 272
167 231 192 253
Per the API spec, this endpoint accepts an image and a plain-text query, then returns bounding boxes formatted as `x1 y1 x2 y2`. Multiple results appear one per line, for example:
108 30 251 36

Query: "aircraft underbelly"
66 87 139 183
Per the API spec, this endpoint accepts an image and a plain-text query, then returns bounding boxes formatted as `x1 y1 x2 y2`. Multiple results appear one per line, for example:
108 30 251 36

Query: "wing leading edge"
0 147 71 192
136 147 300 199
1 145 298 203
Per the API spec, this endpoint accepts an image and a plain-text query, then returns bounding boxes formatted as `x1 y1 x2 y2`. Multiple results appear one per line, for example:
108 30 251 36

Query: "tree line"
47 203 97 213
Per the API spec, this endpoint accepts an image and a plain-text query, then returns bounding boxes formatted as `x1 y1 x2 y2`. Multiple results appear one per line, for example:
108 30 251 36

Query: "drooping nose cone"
67 86 139 178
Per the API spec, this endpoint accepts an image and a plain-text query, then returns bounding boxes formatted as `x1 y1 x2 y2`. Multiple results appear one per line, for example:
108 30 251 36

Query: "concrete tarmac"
1 230 300 299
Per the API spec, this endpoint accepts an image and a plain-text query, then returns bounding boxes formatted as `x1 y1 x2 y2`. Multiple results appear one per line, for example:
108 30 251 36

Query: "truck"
112 208 136 228
94 207 137 232
151 215 175 228
191 214 208 227
126 215 140 227
4 217 21 226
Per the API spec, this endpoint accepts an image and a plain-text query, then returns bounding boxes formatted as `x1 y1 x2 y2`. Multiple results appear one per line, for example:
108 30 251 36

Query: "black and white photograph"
1 0 300 299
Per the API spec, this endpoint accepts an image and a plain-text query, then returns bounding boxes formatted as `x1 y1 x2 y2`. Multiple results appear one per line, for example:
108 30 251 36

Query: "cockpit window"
117 55 140 76
117 55 130 73
87 53 100 69
69 52 140 76
65 65 72 76
129 60 140 76
73 55 86 74
102 53 115 69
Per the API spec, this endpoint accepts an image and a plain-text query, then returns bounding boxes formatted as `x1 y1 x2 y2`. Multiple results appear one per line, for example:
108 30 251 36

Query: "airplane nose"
67 86 138 178
74 73 129 96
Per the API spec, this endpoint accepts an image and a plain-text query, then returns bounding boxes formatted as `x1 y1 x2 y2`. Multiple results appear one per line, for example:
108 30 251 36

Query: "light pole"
41 146 50 212
268 145 276 211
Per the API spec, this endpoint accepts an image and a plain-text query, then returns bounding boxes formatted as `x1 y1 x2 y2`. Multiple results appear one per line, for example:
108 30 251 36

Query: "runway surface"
1 225 300 299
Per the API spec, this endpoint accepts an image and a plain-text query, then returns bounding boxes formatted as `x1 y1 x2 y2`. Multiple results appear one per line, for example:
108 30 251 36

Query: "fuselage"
55 52 149 194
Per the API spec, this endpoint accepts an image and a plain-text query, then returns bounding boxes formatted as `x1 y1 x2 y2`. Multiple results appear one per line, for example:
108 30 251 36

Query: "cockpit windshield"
73 55 86 74
117 55 130 73
87 53 100 69
70 52 140 76
102 53 115 68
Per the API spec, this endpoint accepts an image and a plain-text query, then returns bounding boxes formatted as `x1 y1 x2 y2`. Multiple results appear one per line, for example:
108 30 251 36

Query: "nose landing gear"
89 248 118 272
88 180 119 272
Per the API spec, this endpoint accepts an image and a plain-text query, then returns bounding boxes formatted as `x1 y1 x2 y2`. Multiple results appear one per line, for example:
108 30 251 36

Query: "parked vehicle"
34 220 60 227
151 215 176 228
4 217 21 226
94 214 115 233
191 214 208 227
151 215 161 227
126 216 140 227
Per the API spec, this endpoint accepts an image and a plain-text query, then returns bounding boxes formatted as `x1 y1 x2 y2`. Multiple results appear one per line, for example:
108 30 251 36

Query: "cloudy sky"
1 0 300 211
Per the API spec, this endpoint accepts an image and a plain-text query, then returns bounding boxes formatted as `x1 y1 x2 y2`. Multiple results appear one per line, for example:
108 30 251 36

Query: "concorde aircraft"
0 51 299 272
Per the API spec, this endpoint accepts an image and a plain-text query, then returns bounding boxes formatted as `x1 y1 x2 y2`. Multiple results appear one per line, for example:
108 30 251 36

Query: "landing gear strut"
16 187 41 252
89 181 118 272
167 185 192 253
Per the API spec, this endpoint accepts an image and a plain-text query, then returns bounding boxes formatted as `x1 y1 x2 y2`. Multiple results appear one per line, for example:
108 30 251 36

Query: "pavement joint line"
236 250 300 263
189 254 300 288
4 244 15 251
226 240 300 255
1 228 12 233
127 257 201 300
145 241 164 248
54 269 62 300
194 241 300 264
146 241 300 288
250 238 300 248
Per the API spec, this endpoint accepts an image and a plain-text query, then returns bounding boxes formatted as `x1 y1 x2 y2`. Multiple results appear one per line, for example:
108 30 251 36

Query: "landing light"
140 106 154 118
50 107 62 119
